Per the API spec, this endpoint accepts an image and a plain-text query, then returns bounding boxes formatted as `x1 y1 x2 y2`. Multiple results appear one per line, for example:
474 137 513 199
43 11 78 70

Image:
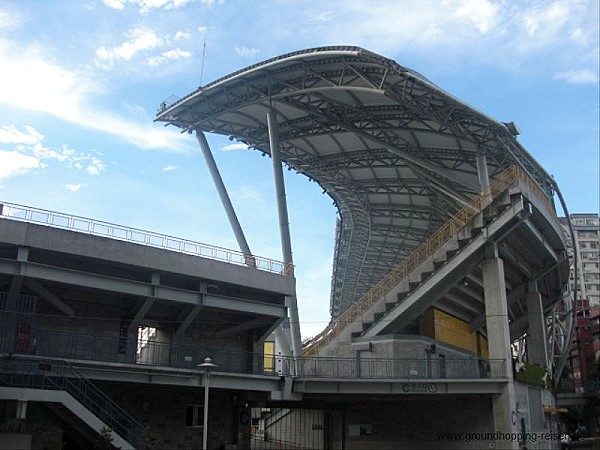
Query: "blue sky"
0 0 598 338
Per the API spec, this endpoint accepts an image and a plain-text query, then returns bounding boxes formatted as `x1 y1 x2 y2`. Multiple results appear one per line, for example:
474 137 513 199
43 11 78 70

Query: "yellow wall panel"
432 309 478 354
477 333 489 359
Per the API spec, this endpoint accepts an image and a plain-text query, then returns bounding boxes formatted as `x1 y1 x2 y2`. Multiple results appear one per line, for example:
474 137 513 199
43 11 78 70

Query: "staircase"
0 355 143 449
303 165 546 357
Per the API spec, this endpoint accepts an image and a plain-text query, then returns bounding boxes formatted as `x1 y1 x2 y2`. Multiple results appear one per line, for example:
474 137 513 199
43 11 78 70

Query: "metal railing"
0 356 144 446
304 165 559 356
288 355 506 380
556 379 600 395
0 324 503 380
0 201 289 275
1 325 276 376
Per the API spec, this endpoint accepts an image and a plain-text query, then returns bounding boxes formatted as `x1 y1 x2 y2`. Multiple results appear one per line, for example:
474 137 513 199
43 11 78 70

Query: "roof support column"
482 243 519 449
267 110 302 365
196 131 255 267
266 111 293 267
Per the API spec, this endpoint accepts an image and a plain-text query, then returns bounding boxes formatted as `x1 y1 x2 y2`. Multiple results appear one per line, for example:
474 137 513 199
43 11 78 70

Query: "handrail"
0 356 144 445
0 201 288 276
304 165 558 356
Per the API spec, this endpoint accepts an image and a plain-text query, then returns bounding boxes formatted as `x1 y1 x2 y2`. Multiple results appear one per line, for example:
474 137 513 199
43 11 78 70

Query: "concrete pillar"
526 281 549 369
482 244 519 449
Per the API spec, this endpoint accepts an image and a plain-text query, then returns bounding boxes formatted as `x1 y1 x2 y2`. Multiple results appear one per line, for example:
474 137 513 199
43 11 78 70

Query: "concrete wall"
98 383 245 450
330 396 493 449
513 383 561 450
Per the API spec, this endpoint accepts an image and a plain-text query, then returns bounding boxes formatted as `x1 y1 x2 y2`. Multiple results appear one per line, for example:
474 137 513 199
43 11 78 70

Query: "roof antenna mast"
200 32 207 86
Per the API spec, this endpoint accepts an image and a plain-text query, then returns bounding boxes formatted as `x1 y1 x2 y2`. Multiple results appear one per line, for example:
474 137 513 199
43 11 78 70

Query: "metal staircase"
0 355 143 449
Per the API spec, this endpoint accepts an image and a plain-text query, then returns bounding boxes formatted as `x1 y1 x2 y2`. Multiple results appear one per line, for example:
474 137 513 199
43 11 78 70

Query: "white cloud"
103 0 125 10
0 150 40 179
198 26 208 33
148 48 192 66
65 183 85 192
300 0 598 80
103 0 192 12
200 0 224 6
453 0 499 34
0 125 43 145
87 157 105 175
222 143 248 151
234 46 259 58
0 125 108 178
0 40 190 152
174 31 192 40
96 27 162 69
162 165 178 171
312 11 335 22
0 7 22 29
554 69 599 85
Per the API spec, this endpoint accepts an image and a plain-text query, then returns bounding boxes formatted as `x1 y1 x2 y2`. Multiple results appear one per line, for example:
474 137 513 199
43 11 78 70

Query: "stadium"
1 47 573 449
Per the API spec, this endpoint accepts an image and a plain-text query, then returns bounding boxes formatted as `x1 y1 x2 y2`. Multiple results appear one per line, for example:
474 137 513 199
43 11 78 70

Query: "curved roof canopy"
156 46 556 319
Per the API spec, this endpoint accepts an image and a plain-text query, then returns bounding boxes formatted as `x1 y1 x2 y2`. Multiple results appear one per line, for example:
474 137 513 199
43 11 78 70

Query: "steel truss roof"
156 46 557 320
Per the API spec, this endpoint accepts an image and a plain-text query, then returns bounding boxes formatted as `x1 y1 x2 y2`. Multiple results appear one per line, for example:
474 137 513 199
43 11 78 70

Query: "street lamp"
198 357 217 450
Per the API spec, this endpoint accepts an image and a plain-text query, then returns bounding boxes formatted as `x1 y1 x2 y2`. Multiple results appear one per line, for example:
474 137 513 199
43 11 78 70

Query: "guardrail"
0 322 503 380
0 356 144 446
304 165 559 356
286 355 506 380
0 201 289 275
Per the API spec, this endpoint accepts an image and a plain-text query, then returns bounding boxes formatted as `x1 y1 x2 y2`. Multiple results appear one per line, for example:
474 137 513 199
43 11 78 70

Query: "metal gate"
252 408 324 449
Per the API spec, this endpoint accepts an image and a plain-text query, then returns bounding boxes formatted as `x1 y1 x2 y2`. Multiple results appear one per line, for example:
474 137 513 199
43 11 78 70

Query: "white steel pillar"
266 110 303 364
196 131 255 266
482 243 519 449
476 152 490 193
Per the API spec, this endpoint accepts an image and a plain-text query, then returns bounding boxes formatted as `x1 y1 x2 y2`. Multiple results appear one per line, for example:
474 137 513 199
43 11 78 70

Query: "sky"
0 0 598 339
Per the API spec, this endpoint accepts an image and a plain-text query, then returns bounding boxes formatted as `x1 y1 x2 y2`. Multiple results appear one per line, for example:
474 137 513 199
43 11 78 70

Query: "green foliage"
516 363 547 388
93 426 116 450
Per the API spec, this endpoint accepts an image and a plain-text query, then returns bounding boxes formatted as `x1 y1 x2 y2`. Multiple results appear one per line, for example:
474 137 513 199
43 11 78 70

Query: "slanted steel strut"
267 111 303 361
196 131 254 266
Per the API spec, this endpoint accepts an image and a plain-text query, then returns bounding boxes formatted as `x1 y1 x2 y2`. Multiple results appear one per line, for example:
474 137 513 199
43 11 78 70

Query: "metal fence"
0 200 287 275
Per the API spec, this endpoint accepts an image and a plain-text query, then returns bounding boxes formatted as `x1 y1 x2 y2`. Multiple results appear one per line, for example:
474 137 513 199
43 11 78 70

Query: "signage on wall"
401 383 439 393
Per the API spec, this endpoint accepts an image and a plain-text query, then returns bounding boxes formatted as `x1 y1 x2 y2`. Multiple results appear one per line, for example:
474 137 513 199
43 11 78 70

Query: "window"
136 326 157 364
185 405 204 427
264 341 275 374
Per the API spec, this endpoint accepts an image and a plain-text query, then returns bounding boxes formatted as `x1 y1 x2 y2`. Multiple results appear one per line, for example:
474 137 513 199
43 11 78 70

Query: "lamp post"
198 357 217 450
